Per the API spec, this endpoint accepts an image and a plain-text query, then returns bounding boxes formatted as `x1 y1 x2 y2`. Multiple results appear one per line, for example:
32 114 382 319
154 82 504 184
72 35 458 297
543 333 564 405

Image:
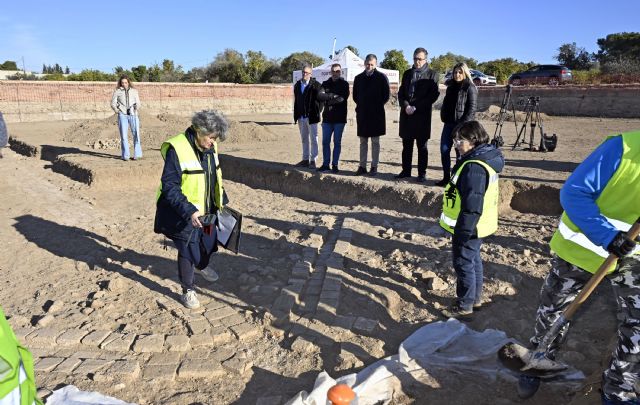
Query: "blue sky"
1 0 638 74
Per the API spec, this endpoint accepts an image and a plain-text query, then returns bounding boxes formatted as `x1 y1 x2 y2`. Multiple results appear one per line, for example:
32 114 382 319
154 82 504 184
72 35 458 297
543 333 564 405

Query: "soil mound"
63 112 281 150
476 104 552 122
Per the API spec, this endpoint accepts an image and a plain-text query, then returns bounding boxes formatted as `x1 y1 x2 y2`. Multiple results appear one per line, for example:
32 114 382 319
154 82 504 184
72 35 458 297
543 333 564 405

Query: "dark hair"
413 47 428 57
331 63 341 70
364 54 377 63
117 75 133 89
453 121 489 146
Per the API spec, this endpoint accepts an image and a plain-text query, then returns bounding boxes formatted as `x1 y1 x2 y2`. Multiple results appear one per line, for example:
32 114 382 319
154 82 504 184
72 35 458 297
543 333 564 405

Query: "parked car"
441 69 497 86
508 65 573 86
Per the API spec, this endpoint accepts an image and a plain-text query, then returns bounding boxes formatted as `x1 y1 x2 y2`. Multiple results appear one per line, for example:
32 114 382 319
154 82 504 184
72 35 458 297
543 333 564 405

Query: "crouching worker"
439 121 504 318
517 131 640 404
154 110 229 309
1 305 42 405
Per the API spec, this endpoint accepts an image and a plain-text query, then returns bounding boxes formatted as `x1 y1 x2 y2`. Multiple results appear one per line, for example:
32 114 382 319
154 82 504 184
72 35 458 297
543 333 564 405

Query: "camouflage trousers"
530 255 640 402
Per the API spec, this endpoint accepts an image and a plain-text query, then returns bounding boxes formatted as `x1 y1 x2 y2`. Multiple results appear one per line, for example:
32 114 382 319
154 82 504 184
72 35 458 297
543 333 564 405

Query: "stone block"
12 327 34 343
165 335 190 352
333 315 356 330
210 348 235 362
73 358 113 375
230 323 261 342
272 295 295 313
34 357 65 372
319 290 340 301
222 356 253 375
100 332 136 352
189 333 213 349
322 278 342 292
142 364 177 381
81 330 111 347
28 328 64 348
147 352 182 366
290 336 319 353
210 326 233 345
203 306 237 322
220 314 245 328
187 319 210 335
291 262 310 279
132 334 165 353
53 357 82 373
56 329 90 347
353 317 378 333
95 360 141 382
177 359 225 379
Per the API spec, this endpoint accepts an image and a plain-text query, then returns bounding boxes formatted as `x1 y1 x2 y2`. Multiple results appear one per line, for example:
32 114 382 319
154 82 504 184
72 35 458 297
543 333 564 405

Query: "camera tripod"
512 96 547 151
491 84 518 148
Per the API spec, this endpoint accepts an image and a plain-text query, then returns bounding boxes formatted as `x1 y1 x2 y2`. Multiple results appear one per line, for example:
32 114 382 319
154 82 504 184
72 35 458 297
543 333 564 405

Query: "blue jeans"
452 237 483 310
118 113 142 160
321 122 345 168
440 123 459 180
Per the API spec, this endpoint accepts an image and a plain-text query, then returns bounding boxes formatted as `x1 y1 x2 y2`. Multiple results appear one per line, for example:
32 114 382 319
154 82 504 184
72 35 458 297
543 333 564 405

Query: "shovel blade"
498 342 569 376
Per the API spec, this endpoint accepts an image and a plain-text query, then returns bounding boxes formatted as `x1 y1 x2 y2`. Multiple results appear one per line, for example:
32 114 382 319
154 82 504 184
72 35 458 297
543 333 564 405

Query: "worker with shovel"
511 131 640 404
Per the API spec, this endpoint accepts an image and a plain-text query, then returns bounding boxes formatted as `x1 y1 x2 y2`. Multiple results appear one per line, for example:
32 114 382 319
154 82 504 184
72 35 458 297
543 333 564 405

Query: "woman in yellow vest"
517 131 640 403
154 110 228 309
439 121 504 319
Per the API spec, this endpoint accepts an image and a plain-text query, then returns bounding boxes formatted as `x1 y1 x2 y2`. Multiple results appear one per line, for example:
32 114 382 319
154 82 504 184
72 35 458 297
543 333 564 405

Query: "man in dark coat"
317 63 350 172
396 47 440 182
353 54 390 176
293 64 322 169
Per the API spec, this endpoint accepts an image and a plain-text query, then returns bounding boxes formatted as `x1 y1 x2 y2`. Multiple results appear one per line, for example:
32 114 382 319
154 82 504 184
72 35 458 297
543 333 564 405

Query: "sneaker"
368 166 378 176
395 171 410 179
441 304 473 319
199 266 219 282
517 374 540 399
355 166 367 175
181 289 200 309
317 165 330 172
331 165 339 173
308 161 316 169
435 178 450 187
295 160 309 167
416 175 426 183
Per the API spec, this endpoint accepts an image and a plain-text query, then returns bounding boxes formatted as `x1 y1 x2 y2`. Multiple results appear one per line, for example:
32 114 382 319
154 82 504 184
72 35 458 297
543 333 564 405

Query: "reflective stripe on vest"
550 131 640 274
156 134 224 212
0 306 41 405
439 159 499 237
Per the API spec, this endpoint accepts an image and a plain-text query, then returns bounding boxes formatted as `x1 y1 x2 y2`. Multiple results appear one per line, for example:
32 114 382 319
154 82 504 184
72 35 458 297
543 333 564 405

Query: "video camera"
126 103 137 115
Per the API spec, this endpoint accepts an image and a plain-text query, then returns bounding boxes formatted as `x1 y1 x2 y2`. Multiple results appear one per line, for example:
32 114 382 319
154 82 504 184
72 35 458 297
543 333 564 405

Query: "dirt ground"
2 109 640 405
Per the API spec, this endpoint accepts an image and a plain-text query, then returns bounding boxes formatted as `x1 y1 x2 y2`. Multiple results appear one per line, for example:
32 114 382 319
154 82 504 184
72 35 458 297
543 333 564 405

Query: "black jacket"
441 79 477 124
154 128 228 241
293 78 322 124
317 77 350 123
398 66 440 140
353 69 390 137
451 143 504 245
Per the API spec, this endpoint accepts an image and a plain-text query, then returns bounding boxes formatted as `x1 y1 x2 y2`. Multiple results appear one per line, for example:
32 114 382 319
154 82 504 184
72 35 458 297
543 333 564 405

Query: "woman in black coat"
437 62 478 186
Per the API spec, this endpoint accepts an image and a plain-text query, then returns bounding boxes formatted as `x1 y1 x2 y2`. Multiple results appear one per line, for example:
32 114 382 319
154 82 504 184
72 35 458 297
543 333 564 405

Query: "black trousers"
401 136 428 176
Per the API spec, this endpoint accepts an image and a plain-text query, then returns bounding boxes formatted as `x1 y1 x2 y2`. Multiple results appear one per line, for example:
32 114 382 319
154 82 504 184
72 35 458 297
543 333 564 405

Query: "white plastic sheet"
286 319 584 405
46 385 135 405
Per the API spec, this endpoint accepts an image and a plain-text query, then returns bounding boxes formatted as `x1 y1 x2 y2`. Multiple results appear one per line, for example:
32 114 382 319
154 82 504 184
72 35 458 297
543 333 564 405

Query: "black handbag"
215 206 242 254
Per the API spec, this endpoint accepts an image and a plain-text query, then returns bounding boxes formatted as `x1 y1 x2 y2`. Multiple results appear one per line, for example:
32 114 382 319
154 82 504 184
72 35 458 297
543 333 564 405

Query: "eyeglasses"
413 57 425 61
453 138 466 145
331 70 341 73
303 71 312 75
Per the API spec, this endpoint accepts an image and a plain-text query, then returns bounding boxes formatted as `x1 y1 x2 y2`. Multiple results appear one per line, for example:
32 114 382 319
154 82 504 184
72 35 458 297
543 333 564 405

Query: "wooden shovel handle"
563 217 640 320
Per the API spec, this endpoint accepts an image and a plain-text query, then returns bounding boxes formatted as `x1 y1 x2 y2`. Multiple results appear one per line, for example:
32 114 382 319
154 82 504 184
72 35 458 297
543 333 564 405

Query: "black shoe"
517 374 540 399
308 161 316 169
416 175 426 183
317 165 330 172
295 160 309 167
368 166 378 176
435 178 450 187
331 165 339 173
395 171 410 179
355 166 367 175
441 304 473 319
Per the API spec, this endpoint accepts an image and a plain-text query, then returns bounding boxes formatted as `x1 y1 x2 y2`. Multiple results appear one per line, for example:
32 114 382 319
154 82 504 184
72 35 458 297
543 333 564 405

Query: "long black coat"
353 69 390 137
293 78 322 124
398 66 440 140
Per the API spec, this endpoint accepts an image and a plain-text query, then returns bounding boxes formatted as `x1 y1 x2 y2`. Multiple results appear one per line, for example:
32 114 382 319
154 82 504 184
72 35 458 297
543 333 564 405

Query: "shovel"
498 217 640 376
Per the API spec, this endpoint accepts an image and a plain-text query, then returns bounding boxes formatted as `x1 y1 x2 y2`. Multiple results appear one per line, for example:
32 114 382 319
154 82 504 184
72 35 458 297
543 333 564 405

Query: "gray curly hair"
191 109 229 141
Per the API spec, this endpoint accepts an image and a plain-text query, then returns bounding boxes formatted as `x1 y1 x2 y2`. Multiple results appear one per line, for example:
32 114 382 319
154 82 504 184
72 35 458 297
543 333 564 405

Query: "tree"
380 49 410 76
280 51 325 78
131 65 148 82
206 48 248 83
0 60 18 70
555 42 593 70
477 58 535 84
430 52 478 74
595 32 640 64
64 66 70 74
245 50 272 83
67 69 116 81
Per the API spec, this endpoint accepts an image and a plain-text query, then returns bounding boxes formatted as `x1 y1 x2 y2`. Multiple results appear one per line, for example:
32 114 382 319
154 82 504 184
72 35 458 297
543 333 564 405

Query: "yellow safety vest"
0 306 42 405
550 131 640 274
440 159 499 238
156 133 224 213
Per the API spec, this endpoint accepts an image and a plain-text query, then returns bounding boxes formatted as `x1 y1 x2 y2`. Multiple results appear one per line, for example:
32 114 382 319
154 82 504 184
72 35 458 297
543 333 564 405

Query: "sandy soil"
2 109 639 405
